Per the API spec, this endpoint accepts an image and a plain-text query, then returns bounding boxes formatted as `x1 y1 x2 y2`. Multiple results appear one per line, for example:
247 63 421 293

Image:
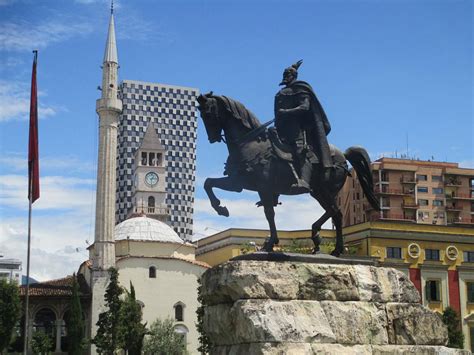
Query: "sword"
237 118 275 147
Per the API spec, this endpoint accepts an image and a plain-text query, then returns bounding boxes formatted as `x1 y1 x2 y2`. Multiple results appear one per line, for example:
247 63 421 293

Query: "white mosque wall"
117 257 206 354
115 240 196 260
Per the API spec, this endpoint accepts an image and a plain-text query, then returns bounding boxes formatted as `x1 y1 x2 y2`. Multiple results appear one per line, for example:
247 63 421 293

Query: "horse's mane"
214 95 261 130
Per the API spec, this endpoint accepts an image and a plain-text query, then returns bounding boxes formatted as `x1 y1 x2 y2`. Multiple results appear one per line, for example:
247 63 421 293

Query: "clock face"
145 172 159 187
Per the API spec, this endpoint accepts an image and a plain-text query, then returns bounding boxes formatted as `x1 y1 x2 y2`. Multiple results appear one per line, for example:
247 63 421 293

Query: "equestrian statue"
197 61 380 256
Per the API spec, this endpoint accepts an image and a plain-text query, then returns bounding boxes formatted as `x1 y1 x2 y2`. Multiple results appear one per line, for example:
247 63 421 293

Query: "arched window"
148 196 155 213
33 308 56 351
149 266 156 278
149 152 156 166
174 324 188 344
148 196 155 207
174 302 185 322
141 152 147 166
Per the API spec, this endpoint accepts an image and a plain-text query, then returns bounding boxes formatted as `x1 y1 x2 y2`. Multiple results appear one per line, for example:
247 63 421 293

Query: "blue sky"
0 0 472 280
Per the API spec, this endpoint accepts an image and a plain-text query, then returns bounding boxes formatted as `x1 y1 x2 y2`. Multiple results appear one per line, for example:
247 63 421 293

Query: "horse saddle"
267 128 294 162
268 128 327 164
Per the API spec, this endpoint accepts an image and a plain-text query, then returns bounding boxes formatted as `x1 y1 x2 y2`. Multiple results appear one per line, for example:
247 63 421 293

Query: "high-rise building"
0 256 22 284
116 80 198 241
338 157 474 227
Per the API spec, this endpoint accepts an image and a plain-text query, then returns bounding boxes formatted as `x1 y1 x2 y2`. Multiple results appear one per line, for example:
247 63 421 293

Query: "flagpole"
23 163 33 355
23 49 38 355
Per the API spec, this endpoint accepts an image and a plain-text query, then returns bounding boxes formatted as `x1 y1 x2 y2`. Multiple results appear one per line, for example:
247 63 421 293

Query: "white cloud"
193 194 332 241
0 19 93 52
0 80 59 122
0 174 95 211
0 172 95 281
0 213 91 281
459 160 474 169
0 153 95 174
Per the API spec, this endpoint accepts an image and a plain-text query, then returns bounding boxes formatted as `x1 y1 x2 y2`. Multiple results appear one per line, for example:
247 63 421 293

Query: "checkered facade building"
116 80 198 241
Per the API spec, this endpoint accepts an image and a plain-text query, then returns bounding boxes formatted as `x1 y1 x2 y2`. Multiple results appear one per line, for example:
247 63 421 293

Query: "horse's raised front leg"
204 176 243 217
310 211 331 254
259 191 279 252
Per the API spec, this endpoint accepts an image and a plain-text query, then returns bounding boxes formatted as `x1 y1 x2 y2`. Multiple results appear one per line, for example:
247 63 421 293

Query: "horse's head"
197 92 222 144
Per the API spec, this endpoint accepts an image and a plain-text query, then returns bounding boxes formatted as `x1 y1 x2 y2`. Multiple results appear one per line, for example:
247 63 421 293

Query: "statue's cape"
291 80 331 135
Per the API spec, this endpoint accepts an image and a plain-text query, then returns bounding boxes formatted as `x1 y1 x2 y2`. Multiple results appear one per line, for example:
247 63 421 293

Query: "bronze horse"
197 93 380 256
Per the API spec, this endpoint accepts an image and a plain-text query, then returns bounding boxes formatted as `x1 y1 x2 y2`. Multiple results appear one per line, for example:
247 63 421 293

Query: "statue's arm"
278 95 310 118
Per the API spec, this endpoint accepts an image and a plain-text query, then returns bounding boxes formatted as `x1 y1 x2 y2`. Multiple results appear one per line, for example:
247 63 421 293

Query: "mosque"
18 8 208 355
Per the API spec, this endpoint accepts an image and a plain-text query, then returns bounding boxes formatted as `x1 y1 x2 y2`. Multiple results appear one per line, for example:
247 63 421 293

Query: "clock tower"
128 123 169 222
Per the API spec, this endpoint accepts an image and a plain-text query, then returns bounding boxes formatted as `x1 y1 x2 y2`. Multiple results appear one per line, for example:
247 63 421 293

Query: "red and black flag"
28 51 40 203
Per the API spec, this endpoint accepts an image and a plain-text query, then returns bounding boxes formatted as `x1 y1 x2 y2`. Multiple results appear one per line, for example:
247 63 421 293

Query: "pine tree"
67 274 85 355
0 279 21 352
442 306 464 349
118 282 146 355
92 267 123 355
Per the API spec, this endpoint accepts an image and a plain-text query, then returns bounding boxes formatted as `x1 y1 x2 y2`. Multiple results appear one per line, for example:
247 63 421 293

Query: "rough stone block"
321 301 389 345
385 303 448 345
204 299 336 345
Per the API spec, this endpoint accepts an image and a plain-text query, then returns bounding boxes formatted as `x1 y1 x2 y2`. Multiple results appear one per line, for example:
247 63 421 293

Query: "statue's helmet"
280 60 303 85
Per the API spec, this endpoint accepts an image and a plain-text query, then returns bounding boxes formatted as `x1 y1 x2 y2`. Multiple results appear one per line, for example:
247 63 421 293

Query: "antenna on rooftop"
406 132 409 159
111 0 114 14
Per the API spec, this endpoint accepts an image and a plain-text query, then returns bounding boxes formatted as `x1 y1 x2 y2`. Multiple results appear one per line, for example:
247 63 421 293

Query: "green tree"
196 277 210 354
30 330 53 355
0 279 21 352
442 306 464 349
67 274 85 355
92 267 123 355
118 282 146 355
143 318 187 355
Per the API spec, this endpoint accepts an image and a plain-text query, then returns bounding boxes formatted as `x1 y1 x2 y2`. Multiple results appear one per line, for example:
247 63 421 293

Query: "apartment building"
338 158 474 227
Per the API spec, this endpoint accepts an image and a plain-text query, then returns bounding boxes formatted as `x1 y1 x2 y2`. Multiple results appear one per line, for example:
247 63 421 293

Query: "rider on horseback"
274 60 333 191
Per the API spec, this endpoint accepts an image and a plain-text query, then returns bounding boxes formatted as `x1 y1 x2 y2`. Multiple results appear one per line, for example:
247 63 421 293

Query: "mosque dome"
114 216 182 244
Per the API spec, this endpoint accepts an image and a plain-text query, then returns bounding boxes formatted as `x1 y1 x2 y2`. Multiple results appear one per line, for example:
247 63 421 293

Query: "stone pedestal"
201 253 469 354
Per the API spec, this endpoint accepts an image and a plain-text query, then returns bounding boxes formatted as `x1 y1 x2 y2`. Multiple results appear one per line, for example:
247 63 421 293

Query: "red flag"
28 51 40 203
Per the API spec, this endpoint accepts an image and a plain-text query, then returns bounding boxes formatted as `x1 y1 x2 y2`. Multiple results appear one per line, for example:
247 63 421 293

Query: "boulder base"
201 255 467 354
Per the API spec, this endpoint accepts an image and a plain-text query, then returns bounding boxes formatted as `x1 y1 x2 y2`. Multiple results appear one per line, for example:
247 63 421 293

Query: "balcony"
370 213 416 222
400 176 416 184
374 186 414 196
447 217 474 225
446 205 463 212
444 179 462 187
402 202 419 209
446 193 474 200
133 206 169 216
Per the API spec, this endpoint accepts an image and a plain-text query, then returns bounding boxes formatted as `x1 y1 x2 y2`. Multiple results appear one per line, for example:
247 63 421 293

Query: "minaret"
90 4 122 350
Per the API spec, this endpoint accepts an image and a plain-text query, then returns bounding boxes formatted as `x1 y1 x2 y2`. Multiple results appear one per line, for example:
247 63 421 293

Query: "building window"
425 249 440 261
432 188 444 195
433 200 444 206
418 211 430 221
432 175 442 182
417 174 427 181
386 247 402 259
464 251 474 262
141 152 147 166
467 282 474 303
174 324 188 345
148 196 155 207
419 199 429 206
149 266 156 278
174 303 184 322
417 186 428 193
425 280 441 302
149 152 155 166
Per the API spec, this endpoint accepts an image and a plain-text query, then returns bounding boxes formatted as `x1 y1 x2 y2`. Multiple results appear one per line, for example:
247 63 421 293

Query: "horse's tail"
344 146 380 211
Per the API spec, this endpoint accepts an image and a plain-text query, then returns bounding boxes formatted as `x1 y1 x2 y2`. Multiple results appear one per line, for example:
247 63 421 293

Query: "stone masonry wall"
201 258 470 354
